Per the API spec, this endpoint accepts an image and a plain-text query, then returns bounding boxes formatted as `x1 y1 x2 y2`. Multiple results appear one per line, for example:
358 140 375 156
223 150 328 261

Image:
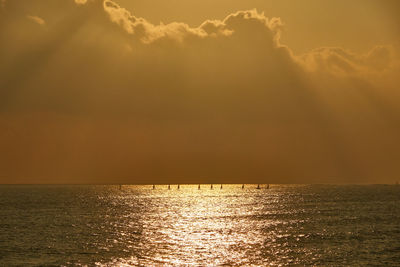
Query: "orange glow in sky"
0 0 399 184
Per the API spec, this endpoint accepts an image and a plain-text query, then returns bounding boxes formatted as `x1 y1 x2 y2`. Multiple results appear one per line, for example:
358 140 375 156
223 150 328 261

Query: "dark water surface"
1 184 399 266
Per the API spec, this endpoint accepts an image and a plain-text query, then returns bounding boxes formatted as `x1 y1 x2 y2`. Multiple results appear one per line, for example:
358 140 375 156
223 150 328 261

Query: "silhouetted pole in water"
152 184 155 190
178 184 180 190
257 184 261 189
211 184 213 190
168 184 171 190
198 184 201 190
220 184 223 189
242 184 244 189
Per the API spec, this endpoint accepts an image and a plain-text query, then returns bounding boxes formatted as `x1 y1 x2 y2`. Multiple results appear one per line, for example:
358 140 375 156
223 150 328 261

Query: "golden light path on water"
99 184 308 266
144 185 265 265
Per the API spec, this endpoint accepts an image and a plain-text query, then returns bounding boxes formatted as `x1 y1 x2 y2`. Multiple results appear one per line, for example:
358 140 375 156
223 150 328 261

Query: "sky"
0 0 399 184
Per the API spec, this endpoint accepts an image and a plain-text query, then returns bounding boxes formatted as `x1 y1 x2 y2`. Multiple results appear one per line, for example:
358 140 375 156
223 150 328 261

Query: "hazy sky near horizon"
0 0 400 184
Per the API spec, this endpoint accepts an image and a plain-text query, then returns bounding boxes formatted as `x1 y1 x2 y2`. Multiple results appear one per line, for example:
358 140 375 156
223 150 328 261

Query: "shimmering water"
1 184 399 266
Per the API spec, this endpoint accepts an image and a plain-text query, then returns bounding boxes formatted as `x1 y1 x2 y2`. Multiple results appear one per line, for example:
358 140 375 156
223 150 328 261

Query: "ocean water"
0 184 399 266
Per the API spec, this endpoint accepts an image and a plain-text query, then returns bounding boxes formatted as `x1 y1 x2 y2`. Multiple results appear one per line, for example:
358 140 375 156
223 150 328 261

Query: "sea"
0 184 399 266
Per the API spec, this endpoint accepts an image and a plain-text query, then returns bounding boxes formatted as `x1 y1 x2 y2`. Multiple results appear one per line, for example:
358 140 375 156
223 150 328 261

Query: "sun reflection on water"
101 184 281 266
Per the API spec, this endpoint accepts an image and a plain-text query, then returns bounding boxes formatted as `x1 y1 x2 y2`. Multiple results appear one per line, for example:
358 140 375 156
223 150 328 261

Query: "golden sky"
0 0 399 184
